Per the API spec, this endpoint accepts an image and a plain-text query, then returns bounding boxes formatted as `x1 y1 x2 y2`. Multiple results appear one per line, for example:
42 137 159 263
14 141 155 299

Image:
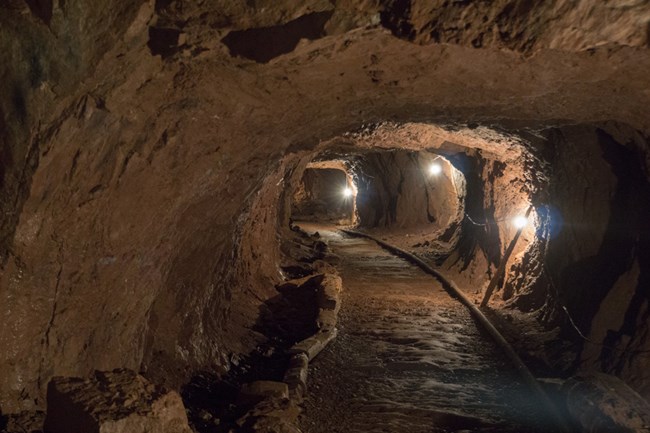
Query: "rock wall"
0 0 146 262
292 168 353 223
379 0 650 52
460 122 650 397
352 151 462 235
44 369 192 433
441 140 539 299
537 124 650 396
420 120 650 400
1 0 650 413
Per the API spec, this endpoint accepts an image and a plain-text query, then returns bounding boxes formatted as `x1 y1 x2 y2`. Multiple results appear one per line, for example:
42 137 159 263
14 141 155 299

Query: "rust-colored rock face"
1 0 650 416
292 168 354 224
351 151 461 231
44 369 192 433
379 0 650 52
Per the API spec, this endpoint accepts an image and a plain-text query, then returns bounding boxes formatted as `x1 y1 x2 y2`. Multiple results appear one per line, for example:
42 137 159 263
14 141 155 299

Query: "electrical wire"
462 211 650 357
341 228 573 433
544 263 650 356
465 213 489 226
464 213 520 226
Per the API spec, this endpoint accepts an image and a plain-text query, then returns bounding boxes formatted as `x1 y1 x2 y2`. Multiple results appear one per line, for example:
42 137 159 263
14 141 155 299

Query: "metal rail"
339 228 573 433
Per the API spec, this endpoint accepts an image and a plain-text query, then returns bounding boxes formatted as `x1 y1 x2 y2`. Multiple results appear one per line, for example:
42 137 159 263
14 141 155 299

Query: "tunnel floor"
296 224 551 433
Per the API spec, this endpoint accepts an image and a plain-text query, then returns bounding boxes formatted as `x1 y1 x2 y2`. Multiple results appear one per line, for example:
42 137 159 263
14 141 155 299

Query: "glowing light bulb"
513 215 528 229
429 163 442 175
343 187 353 197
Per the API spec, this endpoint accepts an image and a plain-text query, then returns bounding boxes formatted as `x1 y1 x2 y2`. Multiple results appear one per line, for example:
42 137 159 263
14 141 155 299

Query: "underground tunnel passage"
2 1 650 432
291 163 356 225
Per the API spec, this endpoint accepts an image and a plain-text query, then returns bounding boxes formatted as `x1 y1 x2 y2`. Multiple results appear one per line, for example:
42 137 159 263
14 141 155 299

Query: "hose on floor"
340 228 573 433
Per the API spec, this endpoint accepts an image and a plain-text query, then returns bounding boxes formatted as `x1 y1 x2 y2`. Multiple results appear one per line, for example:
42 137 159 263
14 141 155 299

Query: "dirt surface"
297 224 551 433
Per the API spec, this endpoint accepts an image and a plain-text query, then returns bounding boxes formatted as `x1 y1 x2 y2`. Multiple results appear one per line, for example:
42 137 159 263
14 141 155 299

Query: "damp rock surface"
44 369 192 433
297 225 551 433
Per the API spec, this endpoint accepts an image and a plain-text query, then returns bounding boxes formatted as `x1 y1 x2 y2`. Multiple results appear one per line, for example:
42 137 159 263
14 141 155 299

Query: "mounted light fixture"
482 205 534 308
429 163 442 176
343 187 353 197
512 215 528 229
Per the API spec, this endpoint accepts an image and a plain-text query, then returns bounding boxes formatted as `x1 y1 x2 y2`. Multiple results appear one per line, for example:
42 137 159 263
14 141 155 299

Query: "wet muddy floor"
297 225 553 433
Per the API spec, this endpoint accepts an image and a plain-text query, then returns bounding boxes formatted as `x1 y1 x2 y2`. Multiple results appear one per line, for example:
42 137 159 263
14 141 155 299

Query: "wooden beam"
480 205 534 308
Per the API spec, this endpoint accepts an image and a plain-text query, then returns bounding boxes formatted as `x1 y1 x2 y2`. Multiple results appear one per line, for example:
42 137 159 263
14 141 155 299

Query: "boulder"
316 308 337 331
563 372 650 432
317 274 342 312
283 354 309 400
288 329 338 360
44 369 191 433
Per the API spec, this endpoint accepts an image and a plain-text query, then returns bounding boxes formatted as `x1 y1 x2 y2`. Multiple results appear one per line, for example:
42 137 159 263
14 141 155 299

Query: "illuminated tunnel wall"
350 150 464 235
277 122 650 402
292 167 355 224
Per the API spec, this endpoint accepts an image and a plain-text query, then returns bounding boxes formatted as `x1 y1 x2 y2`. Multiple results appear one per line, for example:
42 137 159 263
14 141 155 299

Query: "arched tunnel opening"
2 2 650 432
279 126 539 304
225 121 650 432
290 149 467 258
291 162 356 226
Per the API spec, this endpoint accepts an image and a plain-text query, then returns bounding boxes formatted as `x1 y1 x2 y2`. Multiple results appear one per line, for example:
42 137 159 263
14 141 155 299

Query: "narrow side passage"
297 225 547 433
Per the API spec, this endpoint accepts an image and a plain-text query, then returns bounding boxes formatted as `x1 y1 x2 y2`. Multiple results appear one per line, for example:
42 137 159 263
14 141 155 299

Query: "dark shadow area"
182 232 323 433
379 0 415 41
182 277 320 433
148 27 181 58
23 0 53 25
11 85 27 125
447 153 501 271
154 0 174 13
182 356 283 433
559 129 650 344
0 410 45 433
221 11 333 63
0 118 8 190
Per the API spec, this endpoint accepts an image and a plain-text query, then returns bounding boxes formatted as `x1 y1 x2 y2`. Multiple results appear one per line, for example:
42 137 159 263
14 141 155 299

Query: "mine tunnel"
292 162 356 225
2 1 650 432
